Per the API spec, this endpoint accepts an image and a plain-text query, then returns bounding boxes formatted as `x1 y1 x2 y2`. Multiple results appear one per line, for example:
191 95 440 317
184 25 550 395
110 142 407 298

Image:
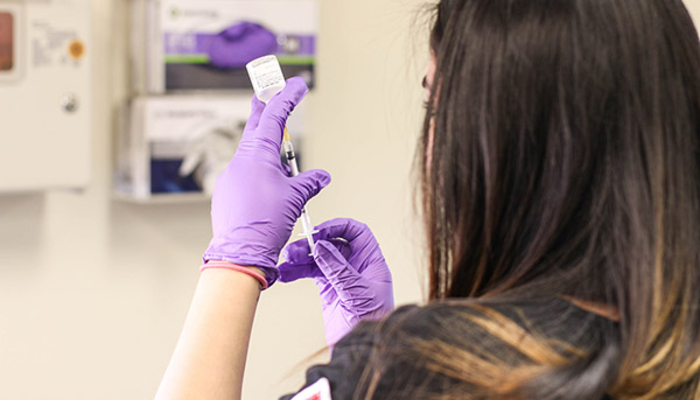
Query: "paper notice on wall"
31 20 85 68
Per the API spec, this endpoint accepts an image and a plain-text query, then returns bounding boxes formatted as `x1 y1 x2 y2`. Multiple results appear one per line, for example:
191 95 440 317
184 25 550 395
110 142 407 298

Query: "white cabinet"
0 0 91 192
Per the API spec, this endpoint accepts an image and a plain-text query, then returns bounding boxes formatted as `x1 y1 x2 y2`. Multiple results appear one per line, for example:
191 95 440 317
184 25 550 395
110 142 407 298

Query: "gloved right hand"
278 218 394 347
202 78 331 288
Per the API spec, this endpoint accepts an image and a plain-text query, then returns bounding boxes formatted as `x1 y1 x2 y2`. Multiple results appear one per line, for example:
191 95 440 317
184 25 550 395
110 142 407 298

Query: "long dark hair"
412 0 700 398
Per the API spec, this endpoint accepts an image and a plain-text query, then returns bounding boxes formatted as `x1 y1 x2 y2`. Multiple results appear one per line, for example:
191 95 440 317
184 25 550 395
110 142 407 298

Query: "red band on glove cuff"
200 262 269 290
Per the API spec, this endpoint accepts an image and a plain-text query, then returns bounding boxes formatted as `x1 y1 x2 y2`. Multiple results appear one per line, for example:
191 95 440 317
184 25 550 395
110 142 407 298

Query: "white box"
115 95 306 201
130 0 318 93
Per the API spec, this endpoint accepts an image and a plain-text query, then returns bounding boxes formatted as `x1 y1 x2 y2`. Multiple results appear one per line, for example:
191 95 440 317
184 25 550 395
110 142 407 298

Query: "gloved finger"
312 218 374 244
314 275 337 304
282 237 313 264
242 96 266 135
280 162 292 177
290 169 332 206
256 77 309 146
313 240 371 306
283 237 352 265
278 261 324 283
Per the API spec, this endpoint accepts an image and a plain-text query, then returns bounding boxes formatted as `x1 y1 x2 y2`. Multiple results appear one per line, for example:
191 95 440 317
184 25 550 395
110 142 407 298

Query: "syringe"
283 127 316 252
246 55 316 252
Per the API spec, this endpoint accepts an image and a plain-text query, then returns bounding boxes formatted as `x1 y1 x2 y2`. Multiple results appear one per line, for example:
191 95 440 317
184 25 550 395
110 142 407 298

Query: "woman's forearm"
155 268 261 400
155 79 318 400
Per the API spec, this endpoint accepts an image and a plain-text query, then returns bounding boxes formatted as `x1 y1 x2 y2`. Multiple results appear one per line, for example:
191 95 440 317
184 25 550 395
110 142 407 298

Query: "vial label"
252 62 283 91
247 55 285 97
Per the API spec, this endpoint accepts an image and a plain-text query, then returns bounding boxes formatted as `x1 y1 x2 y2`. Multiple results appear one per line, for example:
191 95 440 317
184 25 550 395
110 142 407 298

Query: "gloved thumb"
291 169 332 203
314 240 370 305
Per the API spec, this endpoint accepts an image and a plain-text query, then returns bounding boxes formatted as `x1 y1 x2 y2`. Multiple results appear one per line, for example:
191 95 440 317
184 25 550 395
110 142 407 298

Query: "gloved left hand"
278 218 394 347
203 77 331 288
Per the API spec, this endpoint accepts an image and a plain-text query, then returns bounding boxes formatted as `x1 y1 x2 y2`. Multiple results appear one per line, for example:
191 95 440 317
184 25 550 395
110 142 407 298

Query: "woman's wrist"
203 261 264 276
201 261 268 290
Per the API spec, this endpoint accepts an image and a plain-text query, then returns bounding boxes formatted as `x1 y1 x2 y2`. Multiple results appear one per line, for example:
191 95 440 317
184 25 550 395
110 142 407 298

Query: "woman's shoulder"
282 298 617 400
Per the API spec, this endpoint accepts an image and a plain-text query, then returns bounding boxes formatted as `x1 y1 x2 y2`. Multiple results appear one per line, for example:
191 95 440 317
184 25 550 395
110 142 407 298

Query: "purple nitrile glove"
208 22 277 69
203 77 331 288
278 218 394 347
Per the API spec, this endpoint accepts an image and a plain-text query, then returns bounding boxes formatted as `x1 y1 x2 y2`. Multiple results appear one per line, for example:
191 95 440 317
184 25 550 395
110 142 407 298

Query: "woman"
155 0 700 399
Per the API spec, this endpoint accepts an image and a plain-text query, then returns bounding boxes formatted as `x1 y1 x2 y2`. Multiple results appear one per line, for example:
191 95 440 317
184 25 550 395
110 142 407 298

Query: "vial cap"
246 55 286 103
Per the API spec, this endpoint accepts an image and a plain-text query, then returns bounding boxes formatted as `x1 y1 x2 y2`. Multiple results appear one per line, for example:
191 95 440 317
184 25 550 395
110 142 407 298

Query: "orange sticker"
68 40 85 60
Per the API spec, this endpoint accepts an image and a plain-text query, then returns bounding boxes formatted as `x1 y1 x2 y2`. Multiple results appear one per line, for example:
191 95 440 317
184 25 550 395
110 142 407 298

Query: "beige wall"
0 0 428 399
1 1 699 399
